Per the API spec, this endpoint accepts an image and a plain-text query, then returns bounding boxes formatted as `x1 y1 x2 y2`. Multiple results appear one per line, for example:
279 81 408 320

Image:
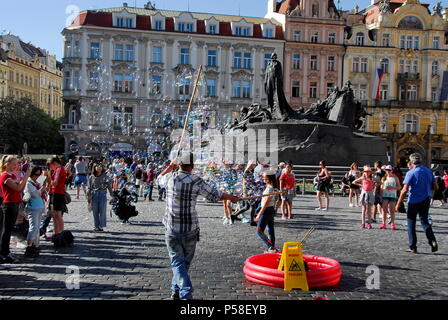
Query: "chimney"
123 2 128 7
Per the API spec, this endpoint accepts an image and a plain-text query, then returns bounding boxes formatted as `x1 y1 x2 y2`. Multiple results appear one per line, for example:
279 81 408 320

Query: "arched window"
401 114 419 133
398 16 423 30
356 32 364 46
381 59 389 73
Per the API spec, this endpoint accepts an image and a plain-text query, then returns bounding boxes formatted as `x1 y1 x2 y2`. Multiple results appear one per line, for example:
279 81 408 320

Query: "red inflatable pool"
243 253 342 289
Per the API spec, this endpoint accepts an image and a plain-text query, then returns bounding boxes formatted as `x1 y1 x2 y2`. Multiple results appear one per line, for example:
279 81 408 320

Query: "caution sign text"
278 242 309 291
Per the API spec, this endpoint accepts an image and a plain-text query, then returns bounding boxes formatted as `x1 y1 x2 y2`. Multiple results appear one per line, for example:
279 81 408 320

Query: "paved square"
1 190 447 300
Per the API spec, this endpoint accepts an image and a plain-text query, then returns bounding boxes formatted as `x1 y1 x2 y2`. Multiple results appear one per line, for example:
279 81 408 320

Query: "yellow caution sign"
278 242 309 291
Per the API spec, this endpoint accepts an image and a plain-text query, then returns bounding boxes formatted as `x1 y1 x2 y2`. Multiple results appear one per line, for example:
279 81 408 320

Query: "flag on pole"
372 68 385 100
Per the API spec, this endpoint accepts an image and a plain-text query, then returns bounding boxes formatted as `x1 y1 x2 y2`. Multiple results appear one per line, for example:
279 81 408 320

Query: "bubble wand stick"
176 65 203 160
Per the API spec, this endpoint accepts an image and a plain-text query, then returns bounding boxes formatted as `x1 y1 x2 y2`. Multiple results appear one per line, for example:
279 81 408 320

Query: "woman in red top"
279 162 295 219
443 169 448 202
0 155 32 263
45 157 66 236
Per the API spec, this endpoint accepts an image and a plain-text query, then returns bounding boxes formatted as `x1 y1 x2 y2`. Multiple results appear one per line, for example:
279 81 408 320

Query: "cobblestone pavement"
1 188 447 300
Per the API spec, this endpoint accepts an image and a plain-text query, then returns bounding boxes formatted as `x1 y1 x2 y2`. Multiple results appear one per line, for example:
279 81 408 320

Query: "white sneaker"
315 207 322 211
349 203 354 207
228 218 233 225
223 218 229 225
322 208 328 211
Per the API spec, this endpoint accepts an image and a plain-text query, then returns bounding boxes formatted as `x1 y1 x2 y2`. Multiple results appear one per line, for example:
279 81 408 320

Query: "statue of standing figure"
264 52 297 121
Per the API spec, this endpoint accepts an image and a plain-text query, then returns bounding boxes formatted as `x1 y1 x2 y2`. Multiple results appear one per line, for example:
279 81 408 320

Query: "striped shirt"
159 170 222 233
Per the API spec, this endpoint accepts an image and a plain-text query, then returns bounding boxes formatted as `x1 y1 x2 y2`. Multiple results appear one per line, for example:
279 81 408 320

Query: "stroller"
110 182 139 224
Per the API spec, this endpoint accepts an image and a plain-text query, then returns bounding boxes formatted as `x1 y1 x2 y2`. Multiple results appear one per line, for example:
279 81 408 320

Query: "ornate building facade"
0 34 64 119
0 42 8 99
60 3 284 157
266 0 345 109
344 0 448 166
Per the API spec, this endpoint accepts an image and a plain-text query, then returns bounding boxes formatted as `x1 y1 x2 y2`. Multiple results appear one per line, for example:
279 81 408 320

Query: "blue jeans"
165 228 198 299
26 208 44 246
256 206 276 249
407 197 437 250
92 191 107 229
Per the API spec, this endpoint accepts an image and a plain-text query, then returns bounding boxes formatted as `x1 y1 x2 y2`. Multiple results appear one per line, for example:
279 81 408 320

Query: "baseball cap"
385 165 393 171
363 165 373 172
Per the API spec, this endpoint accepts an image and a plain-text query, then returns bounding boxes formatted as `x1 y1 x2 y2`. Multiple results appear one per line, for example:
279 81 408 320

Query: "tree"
0 97 64 155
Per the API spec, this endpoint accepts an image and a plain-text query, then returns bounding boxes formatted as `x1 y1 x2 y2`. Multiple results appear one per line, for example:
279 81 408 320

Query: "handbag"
64 192 72 205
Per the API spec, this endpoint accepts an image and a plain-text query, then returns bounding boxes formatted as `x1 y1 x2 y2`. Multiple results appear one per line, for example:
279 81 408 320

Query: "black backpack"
52 230 74 247
135 167 143 179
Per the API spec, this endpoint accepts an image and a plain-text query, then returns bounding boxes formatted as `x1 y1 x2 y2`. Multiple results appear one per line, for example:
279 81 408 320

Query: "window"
152 47 162 63
327 56 335 71
310 55 318 70
242 81 251 98
359 85 367 100
293 54 301 69
264 54 271 69
381 59 389 73
154 20 163 30
125 45 134 61
116 18 124 28
209 25 217 34
327 83 335 95
125 18 133 28
311 32 319 43
178 78 190 96
124 75 133 93
412 60 418 73
207 79 217 97
73 71 80 91
207 50 217 66
232 81 241 98
309 82 317 98
90 42 100 59
312 3 319 17
406 36 412 49
124 107 133 126
382 34 390 47
413 36 419 49
180 48 190 65
292 81 300 98
114 74 123 92
243 53 252 69
64 71 71 89
433 36 440 49
360 58 368 72
235 26 251 36
400 35 405 49
89 72 99 89
380 85 388 100
403 114 418 133
407 85 417 101
150 75 161 94
431 87 438 102
356 33 364 46
178 23 194 33
353 57 360 72
293 30 301 42
233 52 242 68
328 33 336 44
265 29 274 38
432 61 439 76
114 44 124 61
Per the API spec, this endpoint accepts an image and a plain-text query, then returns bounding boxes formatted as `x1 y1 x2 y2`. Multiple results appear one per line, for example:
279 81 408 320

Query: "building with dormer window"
60 3 284 157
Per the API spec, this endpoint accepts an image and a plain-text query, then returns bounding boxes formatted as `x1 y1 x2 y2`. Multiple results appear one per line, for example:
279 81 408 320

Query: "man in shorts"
74 157 88 199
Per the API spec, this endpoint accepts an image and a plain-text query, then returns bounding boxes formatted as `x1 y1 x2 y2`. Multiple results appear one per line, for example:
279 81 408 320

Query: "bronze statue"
264 53 296 121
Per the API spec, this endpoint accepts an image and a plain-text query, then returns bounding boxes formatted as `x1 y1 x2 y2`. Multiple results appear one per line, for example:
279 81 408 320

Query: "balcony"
369 100 444 109
60 124 78 131
397 73 420 81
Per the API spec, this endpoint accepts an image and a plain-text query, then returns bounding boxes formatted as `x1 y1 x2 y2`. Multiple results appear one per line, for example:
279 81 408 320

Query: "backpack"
64 192 72 205
52 230 74 247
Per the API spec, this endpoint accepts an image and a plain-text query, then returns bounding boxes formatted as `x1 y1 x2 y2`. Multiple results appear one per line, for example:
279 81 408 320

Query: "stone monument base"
245 120 389 166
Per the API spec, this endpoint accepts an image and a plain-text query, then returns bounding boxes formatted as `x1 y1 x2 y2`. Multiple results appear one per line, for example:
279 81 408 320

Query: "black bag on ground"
52 230 74 247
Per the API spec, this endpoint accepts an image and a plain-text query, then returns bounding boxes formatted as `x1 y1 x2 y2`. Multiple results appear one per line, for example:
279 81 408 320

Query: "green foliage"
0 97 64 155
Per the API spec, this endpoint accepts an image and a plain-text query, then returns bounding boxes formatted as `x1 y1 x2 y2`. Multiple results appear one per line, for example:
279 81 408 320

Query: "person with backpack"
431 171 446 207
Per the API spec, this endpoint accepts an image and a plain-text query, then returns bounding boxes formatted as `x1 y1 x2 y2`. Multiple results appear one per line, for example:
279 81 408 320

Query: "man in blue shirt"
396 153 438 253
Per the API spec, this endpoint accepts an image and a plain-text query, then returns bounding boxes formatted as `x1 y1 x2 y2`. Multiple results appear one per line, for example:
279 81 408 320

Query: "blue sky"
0 0 442 60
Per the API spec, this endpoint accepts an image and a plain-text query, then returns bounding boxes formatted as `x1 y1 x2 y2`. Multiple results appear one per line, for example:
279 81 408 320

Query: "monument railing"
369 100 444 109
